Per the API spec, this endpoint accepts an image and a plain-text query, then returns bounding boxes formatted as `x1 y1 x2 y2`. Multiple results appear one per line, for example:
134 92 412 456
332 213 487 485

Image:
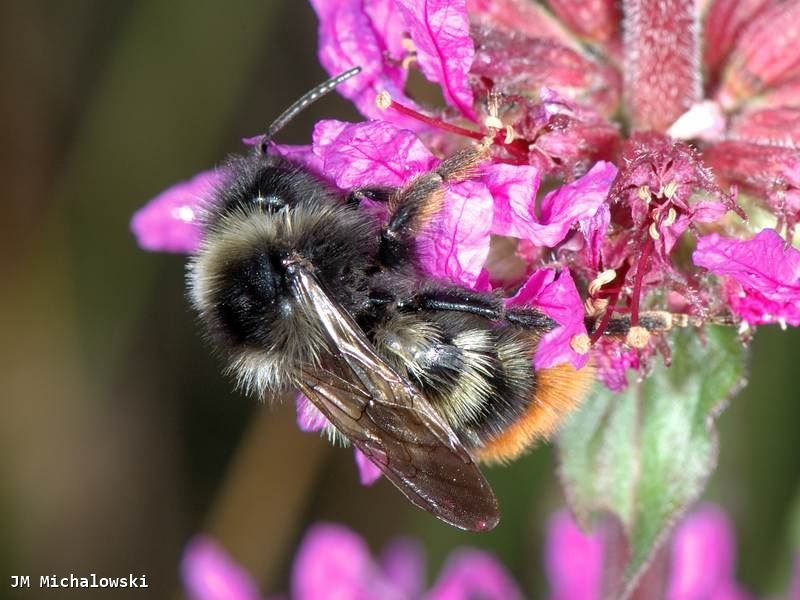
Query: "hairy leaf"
558 326 747 598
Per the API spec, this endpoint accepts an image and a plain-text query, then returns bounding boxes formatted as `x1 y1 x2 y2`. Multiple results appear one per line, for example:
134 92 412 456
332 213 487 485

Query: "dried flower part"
693 229 800 326
503 91 619 177
718 0 800 109
753 77 800 110
471 27 621 116
467 0 581 50
702 0 773 85
623 0 700 132
610 133 739 260
704 140 800 232
729 106 800 149
545 0 621 46
593 337 643 391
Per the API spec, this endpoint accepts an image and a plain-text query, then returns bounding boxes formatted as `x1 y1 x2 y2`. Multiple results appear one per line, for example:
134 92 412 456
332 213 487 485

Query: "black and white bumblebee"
189 68 599 531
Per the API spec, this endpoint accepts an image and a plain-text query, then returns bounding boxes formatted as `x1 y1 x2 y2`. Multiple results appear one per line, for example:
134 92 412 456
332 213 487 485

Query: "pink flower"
312 119 438 189
133 0 800 395
181 524 521 600
181 537 266 600
132 169 222 254
507 268 589 370
392 0 476 119
693 229 800 327
309 0 475 126
544 505 754 600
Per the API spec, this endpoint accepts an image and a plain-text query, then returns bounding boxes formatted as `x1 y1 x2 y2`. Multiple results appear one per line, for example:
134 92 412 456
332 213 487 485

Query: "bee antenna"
260 66 362 153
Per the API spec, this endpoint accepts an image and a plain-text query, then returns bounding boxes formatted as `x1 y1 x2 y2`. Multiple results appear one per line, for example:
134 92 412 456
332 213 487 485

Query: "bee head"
188 154 378 395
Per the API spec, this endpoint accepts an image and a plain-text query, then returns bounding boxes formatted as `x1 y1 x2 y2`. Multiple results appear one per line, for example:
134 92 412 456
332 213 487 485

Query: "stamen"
589 269 617 296
376 92 484 141
664 181 679 199
649 222 660 240
400 36 416 53
626 326 650 348
662 207 678 227
570 333 591 355
503 125 516 144
585 297 610 317
485 114 503 130
638 185 651 203
401 55 417 70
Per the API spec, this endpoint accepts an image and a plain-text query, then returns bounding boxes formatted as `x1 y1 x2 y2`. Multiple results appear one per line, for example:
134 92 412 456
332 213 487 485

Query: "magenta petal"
485 160 616 249
534 270 590 370
131 169 222 254
544 511 603 600
296 393 330 433
292 523 376 600
693 229 800 326
309 0 420 128
379 538 426 599
417 180 493 288
395 0 476 119
483 162 543 239
425 549 523 600
181 536 261 600
507 267 556 305
507 269 589 370
353 448 383 486
666 504 738 600
537 161 617 246
313 119 438 189
270 143 326 177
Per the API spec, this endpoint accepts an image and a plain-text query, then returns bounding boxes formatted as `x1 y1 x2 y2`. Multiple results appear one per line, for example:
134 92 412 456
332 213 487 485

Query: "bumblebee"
189 69 643 531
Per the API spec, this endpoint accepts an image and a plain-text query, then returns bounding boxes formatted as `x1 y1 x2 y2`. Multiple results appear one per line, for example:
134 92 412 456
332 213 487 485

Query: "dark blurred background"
1 1 799 598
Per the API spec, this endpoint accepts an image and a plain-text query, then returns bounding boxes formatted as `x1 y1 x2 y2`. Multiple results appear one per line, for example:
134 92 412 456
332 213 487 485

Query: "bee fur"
190 147 594 464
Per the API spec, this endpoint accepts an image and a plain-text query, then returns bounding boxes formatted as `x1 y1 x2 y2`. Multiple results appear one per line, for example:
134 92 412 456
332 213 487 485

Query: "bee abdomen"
374 311 594 464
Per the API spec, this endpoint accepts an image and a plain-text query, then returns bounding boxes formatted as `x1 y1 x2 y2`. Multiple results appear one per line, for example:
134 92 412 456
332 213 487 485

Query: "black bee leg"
379 145 490 268
346 186 396 206
394 287 557 330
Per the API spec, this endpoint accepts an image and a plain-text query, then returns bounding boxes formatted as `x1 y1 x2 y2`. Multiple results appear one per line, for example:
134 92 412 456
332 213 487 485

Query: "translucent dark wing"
288 260 500 532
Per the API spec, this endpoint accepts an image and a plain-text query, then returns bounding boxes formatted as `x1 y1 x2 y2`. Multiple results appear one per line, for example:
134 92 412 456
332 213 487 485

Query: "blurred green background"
1 1 799 598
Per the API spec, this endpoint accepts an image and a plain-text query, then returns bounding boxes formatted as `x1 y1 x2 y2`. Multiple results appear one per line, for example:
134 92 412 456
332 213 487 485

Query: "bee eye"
254 195 287 211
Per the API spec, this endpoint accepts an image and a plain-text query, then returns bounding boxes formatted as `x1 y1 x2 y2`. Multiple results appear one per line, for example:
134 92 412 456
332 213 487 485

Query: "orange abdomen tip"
475 363 596 465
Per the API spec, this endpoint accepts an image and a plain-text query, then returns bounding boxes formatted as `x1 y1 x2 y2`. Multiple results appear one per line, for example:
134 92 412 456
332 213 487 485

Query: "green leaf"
557 326 747 598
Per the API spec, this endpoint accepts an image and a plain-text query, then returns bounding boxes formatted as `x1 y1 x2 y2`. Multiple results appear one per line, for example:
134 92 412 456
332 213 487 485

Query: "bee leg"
346 186 396 206
379 145 490 268
394 287 557 330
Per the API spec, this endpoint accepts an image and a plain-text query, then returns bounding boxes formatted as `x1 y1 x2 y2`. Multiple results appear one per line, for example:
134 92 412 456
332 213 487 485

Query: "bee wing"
289 261 500 532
